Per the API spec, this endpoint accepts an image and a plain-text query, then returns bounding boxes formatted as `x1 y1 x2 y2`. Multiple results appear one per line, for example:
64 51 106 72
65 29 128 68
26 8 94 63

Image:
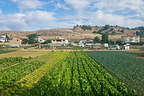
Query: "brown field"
0 48 47 58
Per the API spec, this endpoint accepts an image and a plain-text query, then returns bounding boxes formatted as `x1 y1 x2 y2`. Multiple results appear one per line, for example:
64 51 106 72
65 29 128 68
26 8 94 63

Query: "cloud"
12 0 47 10
55 3 70 10
84 10 144 27
92 0 144 16
64 0 90 10
0 10 56 30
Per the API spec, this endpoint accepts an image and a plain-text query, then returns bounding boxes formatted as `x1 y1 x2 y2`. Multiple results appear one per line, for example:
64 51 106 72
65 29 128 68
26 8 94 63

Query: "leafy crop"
28 52 136 96
86 51 144 95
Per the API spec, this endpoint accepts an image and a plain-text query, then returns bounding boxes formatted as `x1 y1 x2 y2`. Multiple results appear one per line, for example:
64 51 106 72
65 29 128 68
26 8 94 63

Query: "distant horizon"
0 0 144 30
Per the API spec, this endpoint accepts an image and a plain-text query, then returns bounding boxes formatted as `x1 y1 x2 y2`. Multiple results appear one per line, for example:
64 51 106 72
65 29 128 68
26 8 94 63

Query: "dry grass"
0 48 48 58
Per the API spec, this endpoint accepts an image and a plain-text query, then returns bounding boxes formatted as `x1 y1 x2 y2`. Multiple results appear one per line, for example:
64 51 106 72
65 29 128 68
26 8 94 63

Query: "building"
0 34 9 42
51 37 69 46
121 35 140 43
36 37 45 43
10 36 25 45
79 38 94 47
92 43 102 50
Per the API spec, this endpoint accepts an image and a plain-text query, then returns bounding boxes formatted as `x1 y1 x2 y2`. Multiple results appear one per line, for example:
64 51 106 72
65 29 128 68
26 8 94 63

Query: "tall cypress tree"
101 33 109 43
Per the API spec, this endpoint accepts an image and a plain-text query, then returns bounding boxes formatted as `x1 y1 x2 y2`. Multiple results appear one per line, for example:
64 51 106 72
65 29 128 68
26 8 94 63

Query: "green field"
0 50 15 54
86 51 144 96
0 51 136 96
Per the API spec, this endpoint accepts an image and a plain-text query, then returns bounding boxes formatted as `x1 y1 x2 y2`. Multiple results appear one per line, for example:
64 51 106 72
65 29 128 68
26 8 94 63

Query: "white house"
123 43 130 50
51 37 69 46
79 38 94 47
121 35 140 43
37 37 45 43
0 34 9 42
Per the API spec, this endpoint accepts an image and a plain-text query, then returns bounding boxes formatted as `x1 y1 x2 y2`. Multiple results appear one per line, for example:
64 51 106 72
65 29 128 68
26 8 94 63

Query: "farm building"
51 37 69 46
121 35 140 43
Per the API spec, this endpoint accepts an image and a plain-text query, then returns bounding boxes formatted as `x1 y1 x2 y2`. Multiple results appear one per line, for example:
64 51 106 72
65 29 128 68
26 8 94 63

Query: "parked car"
108 45 120 50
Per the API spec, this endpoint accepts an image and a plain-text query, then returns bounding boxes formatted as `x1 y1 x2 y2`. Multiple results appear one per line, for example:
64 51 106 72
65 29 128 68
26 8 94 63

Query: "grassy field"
0 48 48 58
0 51 136 96
0 49 15 54
86 51 144 96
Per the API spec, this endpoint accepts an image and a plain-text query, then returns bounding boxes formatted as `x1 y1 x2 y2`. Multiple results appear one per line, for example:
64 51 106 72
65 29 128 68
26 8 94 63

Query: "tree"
27 34 39 40
94 36 100 43
27 34 39 44
93 31 97 33
103 25 110 30
116 40 123 45
43 40 51 44
22 39 28 44
6 34 10 41
101 33 109 43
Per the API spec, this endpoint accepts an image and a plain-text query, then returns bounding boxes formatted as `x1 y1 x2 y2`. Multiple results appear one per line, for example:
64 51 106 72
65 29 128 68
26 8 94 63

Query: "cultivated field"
0 51 137 96
86 51 144 96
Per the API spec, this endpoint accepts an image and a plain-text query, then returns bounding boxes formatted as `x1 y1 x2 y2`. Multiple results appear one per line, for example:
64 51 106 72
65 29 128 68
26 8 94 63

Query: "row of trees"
73 25 92 30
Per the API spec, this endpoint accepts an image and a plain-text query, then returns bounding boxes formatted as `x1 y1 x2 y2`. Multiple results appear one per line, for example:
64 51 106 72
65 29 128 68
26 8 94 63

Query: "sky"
0 0 144 31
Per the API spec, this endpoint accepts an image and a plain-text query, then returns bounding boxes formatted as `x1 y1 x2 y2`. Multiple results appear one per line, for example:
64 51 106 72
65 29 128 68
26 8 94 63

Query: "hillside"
0 25 144 41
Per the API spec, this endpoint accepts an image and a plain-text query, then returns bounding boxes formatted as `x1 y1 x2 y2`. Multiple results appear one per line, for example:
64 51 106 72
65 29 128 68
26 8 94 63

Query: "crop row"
0 57 30 70
86 51 144 95
27 52 136 96
1 52 69 96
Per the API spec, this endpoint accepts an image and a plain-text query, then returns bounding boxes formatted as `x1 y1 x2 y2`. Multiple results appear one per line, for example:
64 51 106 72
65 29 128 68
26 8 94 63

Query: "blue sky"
0 0 144 30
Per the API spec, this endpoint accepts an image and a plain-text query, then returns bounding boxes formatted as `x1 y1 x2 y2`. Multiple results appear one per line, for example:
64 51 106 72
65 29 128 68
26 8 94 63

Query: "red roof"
123 35 137 37
15 37 25 39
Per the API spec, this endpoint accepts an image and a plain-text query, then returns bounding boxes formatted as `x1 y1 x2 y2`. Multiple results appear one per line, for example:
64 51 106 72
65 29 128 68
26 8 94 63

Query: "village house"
121 35 140 43
0 34 9 42
36 37 45 43
8 36 26 47
79 38 94 47
51 37 69 46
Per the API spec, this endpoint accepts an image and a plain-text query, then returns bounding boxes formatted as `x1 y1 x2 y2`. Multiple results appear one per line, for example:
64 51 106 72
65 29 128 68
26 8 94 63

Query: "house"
121 35 140 43
36 37 45 43
51 37 69 46
0 34 9 42
10 36 25 45
79 38 94 47
123 43 130 50
92 43 102 50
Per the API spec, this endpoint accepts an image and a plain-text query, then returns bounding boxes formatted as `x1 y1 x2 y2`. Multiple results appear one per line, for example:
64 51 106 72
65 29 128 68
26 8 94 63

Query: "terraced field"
0 51 136 96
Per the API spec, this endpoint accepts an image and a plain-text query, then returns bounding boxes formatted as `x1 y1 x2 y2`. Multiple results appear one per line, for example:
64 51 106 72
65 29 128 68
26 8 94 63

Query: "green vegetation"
0 52 137 96
28 52 135 96
102 33 109 43
22 34 39 44
0 50 15 54
86 51 144 96
42 40 51 44
93 36 101 43
74 25 92 30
